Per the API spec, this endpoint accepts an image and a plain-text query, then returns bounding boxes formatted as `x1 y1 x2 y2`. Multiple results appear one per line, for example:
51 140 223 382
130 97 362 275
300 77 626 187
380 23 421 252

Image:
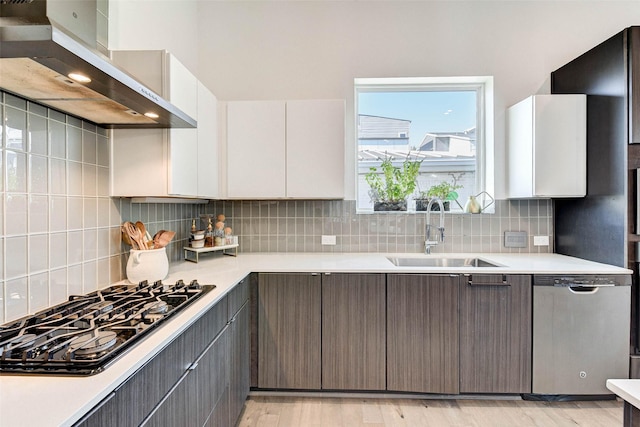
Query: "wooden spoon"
135 221 148 246
123 222 146 250
153 230 176 248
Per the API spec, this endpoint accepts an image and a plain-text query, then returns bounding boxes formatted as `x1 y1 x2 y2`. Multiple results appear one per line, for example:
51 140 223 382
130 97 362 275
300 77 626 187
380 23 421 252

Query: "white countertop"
607 379 640 408
0 252 632 427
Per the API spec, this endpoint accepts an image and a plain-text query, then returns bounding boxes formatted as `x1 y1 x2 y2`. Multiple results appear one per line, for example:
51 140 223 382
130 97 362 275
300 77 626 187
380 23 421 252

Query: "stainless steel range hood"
0 0 196 128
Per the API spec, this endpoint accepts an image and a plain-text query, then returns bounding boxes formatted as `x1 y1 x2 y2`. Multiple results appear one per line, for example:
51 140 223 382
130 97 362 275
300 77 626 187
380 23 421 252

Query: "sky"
357 90 477 148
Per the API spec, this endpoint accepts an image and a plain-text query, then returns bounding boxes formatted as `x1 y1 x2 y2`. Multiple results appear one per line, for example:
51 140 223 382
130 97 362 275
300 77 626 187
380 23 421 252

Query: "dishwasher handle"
568 286 602 294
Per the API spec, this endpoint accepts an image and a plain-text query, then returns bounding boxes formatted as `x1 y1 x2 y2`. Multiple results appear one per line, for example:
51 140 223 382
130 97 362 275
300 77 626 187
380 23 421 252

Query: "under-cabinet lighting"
67 72 91 83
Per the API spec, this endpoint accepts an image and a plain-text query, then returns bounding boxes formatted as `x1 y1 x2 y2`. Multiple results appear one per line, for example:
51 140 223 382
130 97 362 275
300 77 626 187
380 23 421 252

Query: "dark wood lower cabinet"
322 273 386 390
75 278 250 427
258 273 321 389
459 274 532 394
387 274 460 394
229 301 250 424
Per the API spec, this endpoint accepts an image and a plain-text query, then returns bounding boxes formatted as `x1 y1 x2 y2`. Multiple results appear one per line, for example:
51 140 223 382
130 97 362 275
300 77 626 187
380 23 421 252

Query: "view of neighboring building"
357 114 411 150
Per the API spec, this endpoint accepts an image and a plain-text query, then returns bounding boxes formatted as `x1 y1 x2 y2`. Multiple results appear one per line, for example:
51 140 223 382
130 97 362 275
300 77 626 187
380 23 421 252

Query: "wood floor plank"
236 396 623 427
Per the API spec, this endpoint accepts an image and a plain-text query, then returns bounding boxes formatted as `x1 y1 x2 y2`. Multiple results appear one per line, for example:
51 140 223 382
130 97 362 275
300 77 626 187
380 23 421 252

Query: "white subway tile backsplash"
84 197 98 229
49 120 66 159
49 232 67 269
50 195 67 232
29 234 48 273
82 164 97 196
49 268 67 306
67 161 82 195
29 154 48 193
5 236 27 279
29 272 49 312
84 228 97 261
67 126 82 162
29 195 48 233
0 151 4 193
82 130 97 164
67 196 83 230
50 157 66 194
5 106 27 152
83 260 97 293
5 193 27 235
5 277 27 321
28 113 48 155
0 282 4 324
67 230 83 265
98 198 110 228
67 264 83 297
97 166 109 197
28 101 47 118
6 150 27 192
97 258 109 287
97 135 109 167
97 228 110 259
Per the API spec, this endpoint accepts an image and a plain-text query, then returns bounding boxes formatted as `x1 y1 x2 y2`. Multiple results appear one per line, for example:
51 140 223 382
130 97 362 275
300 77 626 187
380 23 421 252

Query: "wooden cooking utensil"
123 221 146 250
153 230 176 248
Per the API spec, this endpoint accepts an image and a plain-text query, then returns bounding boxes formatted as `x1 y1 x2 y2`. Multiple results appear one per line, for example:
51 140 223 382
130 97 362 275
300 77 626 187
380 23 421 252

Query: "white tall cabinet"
110 51 218 198
226 99 345 199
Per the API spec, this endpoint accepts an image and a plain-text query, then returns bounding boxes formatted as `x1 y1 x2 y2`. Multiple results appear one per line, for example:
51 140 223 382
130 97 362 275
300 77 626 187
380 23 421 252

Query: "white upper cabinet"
286 100 345 199
227 101 287 199
226 99 345 199
197 82 219 199
506 94 586 199
110 51 216 198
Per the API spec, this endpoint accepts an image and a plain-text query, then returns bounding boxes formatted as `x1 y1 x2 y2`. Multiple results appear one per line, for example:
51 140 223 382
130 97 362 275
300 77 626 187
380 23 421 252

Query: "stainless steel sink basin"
387 257 500 268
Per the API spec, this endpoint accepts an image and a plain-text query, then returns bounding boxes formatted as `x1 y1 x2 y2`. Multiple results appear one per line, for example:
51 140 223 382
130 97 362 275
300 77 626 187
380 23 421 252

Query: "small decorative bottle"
205 218 214 247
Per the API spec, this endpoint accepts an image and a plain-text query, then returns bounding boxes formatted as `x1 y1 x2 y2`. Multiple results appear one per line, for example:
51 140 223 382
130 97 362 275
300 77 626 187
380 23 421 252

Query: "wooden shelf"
183 244 239 262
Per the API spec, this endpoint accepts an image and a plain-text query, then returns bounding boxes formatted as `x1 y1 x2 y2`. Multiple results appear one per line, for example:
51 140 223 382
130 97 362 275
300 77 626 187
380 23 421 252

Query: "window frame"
354 76 494 214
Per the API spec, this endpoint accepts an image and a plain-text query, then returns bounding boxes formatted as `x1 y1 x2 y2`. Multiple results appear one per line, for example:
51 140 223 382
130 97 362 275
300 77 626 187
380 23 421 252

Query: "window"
355 77 494 213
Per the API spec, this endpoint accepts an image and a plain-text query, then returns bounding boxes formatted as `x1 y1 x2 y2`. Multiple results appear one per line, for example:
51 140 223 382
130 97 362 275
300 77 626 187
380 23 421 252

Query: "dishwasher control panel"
533 274 631 287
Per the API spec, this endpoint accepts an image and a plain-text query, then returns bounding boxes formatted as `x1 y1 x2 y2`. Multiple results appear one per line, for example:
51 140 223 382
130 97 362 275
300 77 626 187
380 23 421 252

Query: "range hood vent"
0 0 196 128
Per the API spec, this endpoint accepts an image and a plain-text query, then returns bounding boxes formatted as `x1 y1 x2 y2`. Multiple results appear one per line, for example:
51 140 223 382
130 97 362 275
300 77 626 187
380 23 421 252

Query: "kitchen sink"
387 257 500 268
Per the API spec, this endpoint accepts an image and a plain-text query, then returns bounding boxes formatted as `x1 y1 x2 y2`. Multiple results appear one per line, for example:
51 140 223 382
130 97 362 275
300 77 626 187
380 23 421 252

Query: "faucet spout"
425 198 446 254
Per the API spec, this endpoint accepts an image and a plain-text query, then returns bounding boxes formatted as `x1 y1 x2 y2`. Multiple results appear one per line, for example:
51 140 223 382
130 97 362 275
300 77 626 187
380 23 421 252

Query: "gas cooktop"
0 279 215 376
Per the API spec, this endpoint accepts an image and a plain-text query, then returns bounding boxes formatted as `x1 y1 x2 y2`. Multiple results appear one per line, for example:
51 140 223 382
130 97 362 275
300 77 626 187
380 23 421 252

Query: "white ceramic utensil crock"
126 247 169 283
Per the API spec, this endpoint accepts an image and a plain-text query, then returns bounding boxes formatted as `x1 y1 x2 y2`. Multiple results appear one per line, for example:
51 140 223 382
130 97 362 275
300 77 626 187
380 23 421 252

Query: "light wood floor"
237 396 623 427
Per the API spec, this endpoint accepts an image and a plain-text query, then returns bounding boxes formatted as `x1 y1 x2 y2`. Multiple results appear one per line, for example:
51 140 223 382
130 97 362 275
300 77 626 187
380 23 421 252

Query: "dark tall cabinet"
551 26 640 349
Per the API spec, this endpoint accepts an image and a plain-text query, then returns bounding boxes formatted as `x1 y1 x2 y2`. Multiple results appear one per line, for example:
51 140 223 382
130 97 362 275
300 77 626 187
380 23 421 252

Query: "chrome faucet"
425 198 445 254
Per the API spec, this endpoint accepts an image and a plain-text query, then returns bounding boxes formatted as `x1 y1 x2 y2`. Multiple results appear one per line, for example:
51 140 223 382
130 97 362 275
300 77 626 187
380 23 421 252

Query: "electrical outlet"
321 235 336 245
504 231 527 248
533 235 550 246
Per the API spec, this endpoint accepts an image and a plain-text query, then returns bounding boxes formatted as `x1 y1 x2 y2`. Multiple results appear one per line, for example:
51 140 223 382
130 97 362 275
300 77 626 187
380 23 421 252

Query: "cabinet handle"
467 275 510 286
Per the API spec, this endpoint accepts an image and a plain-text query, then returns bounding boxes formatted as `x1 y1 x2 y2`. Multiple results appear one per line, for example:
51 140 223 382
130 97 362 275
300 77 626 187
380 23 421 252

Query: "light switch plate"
321 235 336 245
504 231 527 248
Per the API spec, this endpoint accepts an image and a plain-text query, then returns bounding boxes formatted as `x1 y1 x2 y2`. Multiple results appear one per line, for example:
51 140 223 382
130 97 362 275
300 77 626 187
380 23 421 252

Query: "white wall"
195 1 640 199
108 0 199 74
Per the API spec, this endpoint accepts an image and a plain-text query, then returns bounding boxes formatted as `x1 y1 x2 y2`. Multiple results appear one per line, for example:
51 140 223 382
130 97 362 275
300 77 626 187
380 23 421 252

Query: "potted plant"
365 157 421 211
416 181 462 211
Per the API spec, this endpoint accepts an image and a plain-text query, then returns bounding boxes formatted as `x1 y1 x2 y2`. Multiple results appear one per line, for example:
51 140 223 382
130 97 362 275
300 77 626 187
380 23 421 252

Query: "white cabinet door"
110 51 201 198
286 100 345 198
197 82 219 198
507 94 586 199
227 101 286 198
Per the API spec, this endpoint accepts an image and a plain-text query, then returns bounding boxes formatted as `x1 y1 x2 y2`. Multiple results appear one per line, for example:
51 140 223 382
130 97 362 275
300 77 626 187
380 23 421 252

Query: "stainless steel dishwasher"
531 274 631 397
